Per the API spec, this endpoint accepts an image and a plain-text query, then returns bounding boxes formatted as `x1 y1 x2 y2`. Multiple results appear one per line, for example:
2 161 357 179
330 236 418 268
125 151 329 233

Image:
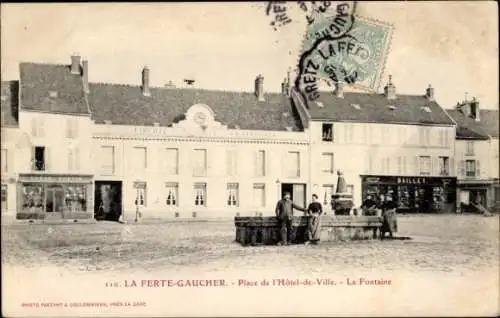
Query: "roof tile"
88 83 303 131
19 63 89 115
447 109 499 139
297 90 455 126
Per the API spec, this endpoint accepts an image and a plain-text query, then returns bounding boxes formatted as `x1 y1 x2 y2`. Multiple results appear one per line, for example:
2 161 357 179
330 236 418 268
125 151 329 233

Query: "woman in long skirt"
381 195 398 239
305 194 323 244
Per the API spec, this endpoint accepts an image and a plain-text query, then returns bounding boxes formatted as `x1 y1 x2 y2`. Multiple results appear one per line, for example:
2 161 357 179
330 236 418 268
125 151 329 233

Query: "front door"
45 185 64 213
94 181 122 221
281 183 306 209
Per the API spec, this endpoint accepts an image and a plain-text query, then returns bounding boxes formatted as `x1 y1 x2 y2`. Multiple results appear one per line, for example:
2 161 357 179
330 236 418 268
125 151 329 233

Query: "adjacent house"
447 99 499 212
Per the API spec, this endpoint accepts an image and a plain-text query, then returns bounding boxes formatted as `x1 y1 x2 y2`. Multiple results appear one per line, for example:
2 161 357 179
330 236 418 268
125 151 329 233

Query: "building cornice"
92 135 309 145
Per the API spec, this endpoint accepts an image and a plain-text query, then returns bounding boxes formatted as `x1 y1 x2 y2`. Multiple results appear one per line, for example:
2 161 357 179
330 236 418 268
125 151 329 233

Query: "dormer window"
322 123 333 142
153 122 160 127
350 104 360 110
387 105 396 110
316 101 324 108
421 106 432 113
285 126 293 132
49 91 58 98
104 120 112 125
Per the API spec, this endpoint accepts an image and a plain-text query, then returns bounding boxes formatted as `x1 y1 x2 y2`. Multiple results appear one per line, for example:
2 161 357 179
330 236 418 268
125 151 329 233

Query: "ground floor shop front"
16 174 94 220
361 175 457 213
457 179 499 213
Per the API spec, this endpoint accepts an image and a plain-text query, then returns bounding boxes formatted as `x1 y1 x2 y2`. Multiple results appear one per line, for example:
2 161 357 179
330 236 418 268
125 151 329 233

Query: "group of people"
275 192 323 246
361 194 398 238
274 192 399 246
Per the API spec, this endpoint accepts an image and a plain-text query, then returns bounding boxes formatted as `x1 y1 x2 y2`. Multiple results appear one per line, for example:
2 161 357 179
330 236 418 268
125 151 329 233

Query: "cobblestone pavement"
2 214 498 276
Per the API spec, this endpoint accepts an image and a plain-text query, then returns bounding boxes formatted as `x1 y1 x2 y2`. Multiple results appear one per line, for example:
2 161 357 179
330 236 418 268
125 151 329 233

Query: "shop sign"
18 174 93 183
397 177 427 184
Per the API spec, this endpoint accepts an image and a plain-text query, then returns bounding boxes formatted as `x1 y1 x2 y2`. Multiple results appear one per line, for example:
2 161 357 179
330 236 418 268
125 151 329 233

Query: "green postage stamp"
296 3 394 101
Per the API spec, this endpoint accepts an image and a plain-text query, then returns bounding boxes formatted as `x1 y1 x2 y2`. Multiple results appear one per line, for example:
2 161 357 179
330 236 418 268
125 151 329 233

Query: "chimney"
70 55 81 75
255 75 265 101
470 97 480 121
335 81 344 98
142 66 150 96
425 84 434 101
383 75 396 100
82 60 89 94
164 80 176 89
183 79 196 88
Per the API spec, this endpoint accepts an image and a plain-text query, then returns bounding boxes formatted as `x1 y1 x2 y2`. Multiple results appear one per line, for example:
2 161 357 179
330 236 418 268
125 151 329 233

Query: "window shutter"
476 160 481 178
7 149 13 173
68 148 73 171
75 147 80 170
459 160 465 177
45 147 50 171
449 157 455 176
31 147 36 170
414 156 419 175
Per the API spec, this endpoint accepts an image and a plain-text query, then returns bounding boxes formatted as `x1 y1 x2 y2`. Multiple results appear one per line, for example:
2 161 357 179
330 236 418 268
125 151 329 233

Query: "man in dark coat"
361 194 377 216
275 192 305 245
380 194 398 239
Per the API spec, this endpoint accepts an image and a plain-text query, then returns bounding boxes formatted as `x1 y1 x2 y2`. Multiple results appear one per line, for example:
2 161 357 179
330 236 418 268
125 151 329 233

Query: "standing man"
305 194 323 245
275 192 305 246
380 194 398 239
361 194 377 216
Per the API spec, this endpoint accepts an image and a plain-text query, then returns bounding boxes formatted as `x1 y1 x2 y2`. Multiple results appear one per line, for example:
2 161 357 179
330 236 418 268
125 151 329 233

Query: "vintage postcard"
1 2 499 317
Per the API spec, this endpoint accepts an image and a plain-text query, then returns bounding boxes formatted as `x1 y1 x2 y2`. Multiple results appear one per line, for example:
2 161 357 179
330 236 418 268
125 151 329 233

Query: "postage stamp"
295 5 394 101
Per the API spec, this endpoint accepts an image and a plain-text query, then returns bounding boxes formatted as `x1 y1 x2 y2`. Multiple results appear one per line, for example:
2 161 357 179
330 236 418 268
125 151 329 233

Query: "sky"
1 2 498 109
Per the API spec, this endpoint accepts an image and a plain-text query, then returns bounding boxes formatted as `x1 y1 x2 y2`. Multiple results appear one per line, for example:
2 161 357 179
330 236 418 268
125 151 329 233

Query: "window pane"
21 184 44 209
226 150 238 176
134 182 147 206
321 153 334 174
133 147 147 170
165 148 179 175
165 182 178 206
65 185 87 212
100 146 115 175
194 183 207 206
322 185 334 207
193 149 207 176
419 156 431 175
255 150 266 176
285 151 300 177
227 183 239 207
1 149 7 173
253 184 265 207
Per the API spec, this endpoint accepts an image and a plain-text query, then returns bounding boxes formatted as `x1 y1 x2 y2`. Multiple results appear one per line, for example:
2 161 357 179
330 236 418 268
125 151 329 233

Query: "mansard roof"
1 80 19 127
19 63 89 115
447 108 499 139
88 83 303 131
296 90 455 126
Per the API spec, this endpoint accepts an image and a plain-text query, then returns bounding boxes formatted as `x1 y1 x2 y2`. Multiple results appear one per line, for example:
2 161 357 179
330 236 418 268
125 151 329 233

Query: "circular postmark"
295 5 394 102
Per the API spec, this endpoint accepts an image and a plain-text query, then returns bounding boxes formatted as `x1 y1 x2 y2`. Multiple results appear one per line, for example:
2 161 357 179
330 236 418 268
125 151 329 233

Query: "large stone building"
291 78 457 214
1 55 464 220
447 99 500 212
